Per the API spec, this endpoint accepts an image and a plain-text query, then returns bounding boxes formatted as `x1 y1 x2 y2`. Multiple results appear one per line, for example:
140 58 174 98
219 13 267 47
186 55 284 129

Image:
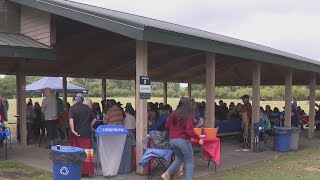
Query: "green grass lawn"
199 145 320 180
0 161 51 180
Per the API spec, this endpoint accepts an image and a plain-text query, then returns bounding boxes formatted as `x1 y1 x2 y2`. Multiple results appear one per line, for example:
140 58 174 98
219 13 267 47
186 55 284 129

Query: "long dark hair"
173 97 192 128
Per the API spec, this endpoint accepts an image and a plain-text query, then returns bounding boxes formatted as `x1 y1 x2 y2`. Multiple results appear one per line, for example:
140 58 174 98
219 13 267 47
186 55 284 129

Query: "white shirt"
124 113 136 130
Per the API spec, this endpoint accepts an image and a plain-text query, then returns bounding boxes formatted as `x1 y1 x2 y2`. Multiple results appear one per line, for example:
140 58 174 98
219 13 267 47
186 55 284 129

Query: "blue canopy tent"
26 77 87 94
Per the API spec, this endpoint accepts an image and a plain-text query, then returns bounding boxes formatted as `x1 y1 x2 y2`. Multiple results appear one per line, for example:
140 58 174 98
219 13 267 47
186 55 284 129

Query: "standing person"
26 102 34 143
241 95 251 148
56 92 65 141
292 97 298 111
0 97 7 121
41 88 58 148
123 103 136 132
69 93 96 177
83 98 93 109
241 95 252 119
33 102 43 139
1 96 8 120
161 97 203 180
59 102 71 141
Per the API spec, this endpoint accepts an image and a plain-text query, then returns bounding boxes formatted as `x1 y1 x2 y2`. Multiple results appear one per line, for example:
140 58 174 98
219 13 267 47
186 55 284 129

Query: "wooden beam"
251 63 260 150
69 41 135 72
50 14 57 46
56 32 113 68
102 78 106 100
105 60 135 76
309 72 316 138
163 81 167 105
17 60 27 146
188 60 247 83
135 40 148 174
284 69 293 127
205 52 216 128
62 76 67 103
148 47 199 69
187 83 192 99
150 53 203 77
169 63 204 80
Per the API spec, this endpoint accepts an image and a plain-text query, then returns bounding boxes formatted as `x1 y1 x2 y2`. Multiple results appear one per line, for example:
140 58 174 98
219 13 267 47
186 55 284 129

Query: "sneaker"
178 166 184 176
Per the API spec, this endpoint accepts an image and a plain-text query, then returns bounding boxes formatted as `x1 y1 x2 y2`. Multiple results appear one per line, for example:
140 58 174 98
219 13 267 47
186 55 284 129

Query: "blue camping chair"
140 131 173 179
0 122 11 160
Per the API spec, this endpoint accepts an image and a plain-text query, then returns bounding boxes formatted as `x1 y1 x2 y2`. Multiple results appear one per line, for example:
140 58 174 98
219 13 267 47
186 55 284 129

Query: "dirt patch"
304 167 320 172
0 171 43 180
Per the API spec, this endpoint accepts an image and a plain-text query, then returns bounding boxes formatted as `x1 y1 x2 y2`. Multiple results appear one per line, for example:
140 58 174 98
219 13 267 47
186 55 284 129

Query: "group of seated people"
215 99 312 129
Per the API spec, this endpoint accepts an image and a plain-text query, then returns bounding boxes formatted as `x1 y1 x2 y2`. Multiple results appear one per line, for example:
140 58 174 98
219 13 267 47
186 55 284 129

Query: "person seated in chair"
148 104 171 133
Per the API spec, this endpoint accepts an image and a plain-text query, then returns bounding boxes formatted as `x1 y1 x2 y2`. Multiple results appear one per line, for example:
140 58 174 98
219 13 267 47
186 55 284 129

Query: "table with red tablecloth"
191 137 221 165
300 115 309 124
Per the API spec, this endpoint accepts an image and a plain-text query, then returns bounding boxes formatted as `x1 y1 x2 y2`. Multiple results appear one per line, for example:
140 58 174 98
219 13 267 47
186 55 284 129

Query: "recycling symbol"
60 166 69 176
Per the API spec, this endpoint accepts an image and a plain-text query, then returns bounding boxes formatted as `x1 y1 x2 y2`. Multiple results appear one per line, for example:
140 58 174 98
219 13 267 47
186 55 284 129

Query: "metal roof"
0 32 56 60
0 33 49 48
10 0 320 72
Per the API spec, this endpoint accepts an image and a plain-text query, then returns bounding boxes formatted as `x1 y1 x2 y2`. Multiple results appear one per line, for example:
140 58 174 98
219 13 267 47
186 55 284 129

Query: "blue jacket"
148 114 168 133
139 148 173 167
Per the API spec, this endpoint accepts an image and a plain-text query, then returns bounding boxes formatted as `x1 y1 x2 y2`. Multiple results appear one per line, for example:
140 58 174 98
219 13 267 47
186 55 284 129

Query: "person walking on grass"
41 88 57 148
161 97 203 180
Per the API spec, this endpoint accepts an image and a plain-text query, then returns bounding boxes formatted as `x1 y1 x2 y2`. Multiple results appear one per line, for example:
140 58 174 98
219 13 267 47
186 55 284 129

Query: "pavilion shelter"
0 0 319 174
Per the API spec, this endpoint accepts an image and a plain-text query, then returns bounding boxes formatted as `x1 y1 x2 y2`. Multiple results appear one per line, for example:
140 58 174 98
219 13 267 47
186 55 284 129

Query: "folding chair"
0 122 11 160
141 131 173 179
207 157 217 172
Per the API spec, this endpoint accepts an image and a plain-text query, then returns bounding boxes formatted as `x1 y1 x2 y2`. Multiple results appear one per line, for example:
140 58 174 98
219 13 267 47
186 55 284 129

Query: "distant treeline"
0 76 316 100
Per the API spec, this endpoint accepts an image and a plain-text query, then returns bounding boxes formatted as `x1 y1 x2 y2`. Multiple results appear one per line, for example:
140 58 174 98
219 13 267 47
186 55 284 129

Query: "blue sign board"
140 76 151 99
95 125 129 135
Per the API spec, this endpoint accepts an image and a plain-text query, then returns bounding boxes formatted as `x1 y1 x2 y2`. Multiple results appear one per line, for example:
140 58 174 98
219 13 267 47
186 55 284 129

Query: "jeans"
167 138 194 180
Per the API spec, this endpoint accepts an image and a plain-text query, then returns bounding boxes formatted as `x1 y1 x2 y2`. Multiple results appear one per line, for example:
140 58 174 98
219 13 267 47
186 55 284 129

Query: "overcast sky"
73 0 320 61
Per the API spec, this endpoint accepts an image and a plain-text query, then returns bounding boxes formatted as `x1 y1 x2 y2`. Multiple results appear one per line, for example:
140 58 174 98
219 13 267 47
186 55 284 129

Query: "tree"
0 76 16 98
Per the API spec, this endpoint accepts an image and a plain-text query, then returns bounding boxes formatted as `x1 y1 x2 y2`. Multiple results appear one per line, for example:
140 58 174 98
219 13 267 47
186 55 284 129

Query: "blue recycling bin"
50 146 87 180
96 125 128 177
273 127 292 152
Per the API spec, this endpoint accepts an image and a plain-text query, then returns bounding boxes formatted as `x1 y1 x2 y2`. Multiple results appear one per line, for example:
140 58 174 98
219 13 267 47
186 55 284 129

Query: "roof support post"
163 81 167 105
17 60 27 146
102 78 107 100
62 76 67 104
135 40 148 174
308 72 316 138
284 69 293 127
205 52 216 128
251 63 261 150
187 83 192 99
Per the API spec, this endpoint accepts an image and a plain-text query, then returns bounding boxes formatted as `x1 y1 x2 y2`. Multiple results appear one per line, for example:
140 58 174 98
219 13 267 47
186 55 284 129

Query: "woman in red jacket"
161 97 203 180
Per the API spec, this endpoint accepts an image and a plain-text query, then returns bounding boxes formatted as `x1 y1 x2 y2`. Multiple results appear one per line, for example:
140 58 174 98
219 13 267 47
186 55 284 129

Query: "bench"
217 131 242 137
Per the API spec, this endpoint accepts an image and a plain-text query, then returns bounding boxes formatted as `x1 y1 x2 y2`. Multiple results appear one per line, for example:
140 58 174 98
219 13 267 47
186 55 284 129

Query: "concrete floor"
1 130 320 180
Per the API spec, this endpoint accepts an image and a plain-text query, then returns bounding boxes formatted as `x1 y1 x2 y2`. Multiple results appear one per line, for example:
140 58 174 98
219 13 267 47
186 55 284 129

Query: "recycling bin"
273 127 292 152
290 127 301 150
49 145 87 180
96 125 128 177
